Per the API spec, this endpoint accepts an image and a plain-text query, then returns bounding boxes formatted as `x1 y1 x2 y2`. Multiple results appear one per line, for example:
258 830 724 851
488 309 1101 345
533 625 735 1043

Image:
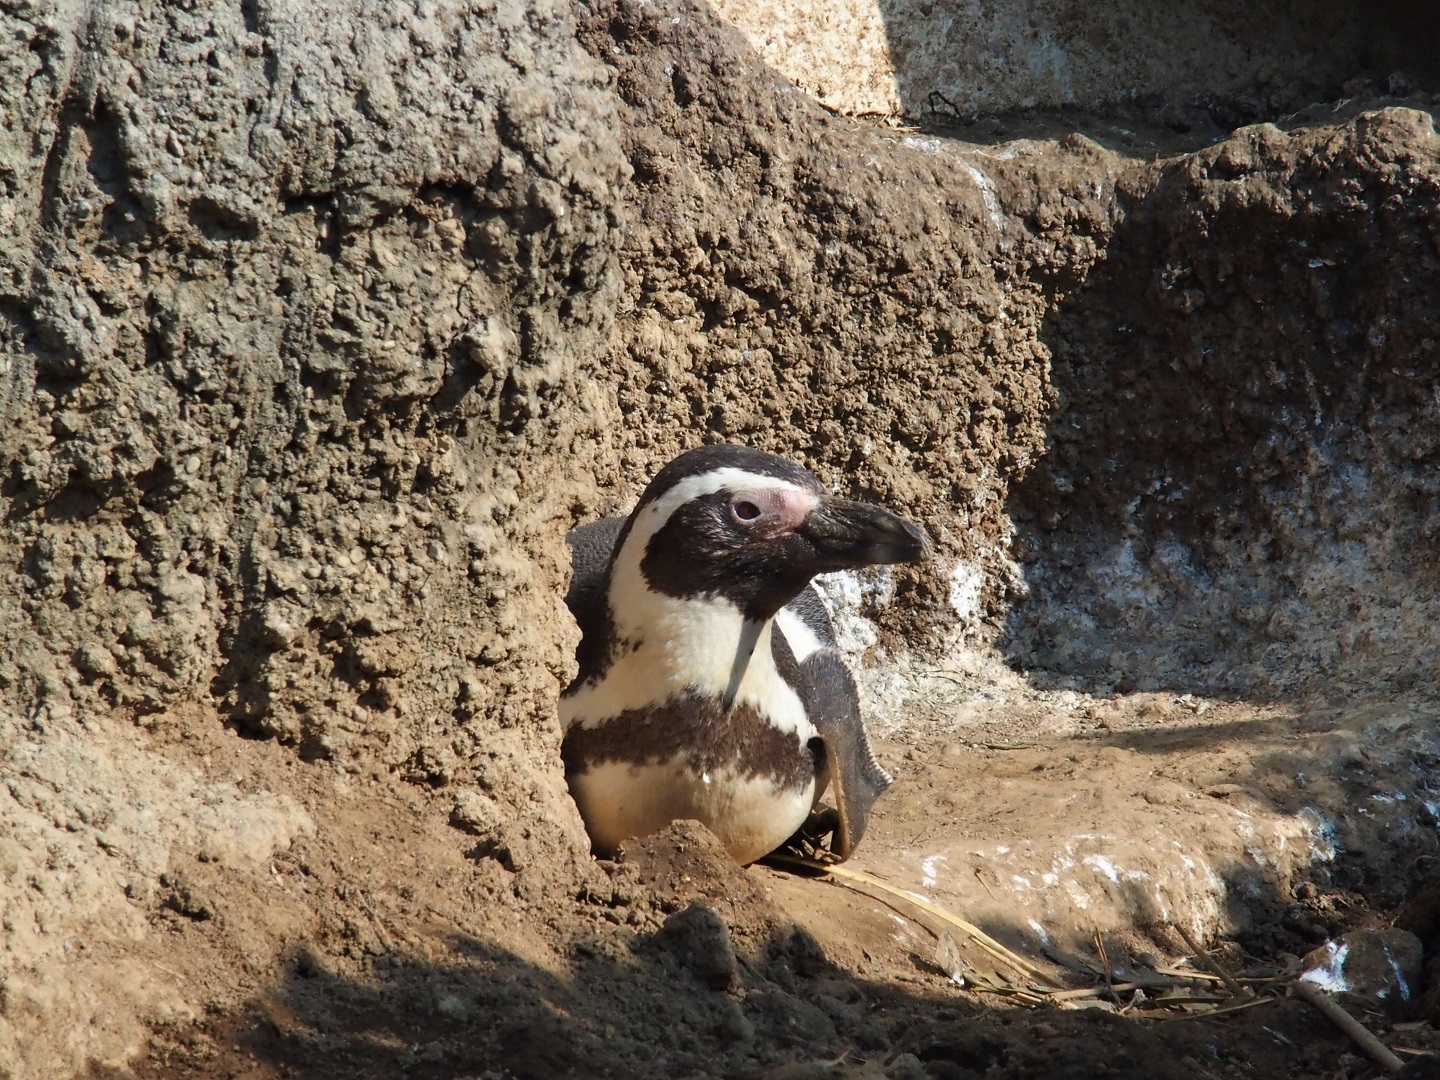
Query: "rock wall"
1 0 626 821
1 1 626 1068
707 0 1440 119
1007 110 1440 697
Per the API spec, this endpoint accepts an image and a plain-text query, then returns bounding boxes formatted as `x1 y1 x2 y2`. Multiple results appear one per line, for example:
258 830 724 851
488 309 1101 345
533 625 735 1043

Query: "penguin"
560 444 930 865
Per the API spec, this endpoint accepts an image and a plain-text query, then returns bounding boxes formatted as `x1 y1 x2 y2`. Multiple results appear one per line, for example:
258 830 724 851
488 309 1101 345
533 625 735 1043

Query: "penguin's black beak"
799 497 932 571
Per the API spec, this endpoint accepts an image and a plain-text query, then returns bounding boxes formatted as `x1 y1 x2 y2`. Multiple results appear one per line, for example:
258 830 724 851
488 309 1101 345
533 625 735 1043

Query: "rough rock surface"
709 0 1440 118
1006 108 1440 699
2 0 624 849
2 0 625 1070
0 0 1438 1076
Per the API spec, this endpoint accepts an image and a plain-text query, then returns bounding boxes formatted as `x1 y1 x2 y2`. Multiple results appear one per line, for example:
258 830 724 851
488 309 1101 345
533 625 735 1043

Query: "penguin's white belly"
570 756 817 865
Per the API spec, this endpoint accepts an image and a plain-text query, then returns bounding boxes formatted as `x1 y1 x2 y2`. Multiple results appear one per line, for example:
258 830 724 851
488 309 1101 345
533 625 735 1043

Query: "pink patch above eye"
735 486 817 529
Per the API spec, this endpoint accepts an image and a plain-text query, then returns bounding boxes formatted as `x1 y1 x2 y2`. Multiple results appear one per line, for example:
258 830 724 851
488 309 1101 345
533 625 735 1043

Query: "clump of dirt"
1 0 1439 1076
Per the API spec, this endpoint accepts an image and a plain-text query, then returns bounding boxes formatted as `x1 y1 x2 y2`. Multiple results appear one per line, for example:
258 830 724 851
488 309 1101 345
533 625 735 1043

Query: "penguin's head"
610 444 930 623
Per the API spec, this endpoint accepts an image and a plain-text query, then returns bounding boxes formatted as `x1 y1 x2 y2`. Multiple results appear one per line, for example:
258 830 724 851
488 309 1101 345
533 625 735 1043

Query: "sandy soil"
91 674 1440 1080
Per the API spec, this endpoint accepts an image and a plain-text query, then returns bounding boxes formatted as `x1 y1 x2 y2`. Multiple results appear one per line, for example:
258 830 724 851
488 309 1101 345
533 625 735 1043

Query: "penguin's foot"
775 806 845 864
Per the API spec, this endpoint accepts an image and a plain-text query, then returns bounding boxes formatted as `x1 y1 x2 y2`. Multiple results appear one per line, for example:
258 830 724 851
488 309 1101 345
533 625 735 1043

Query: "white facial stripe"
624 468 818 564
608 467 816 642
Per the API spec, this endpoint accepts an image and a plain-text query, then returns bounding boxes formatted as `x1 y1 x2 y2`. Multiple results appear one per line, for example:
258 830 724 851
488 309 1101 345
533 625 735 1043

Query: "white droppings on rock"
1300 941 1351 993
1064 879 1093 911
946 560 984 625
902 136 942 154
1384 940 1412 1001
812 567 894 658
960 163 1005 231
921 853 947 889
1082 854 1119 883
1299 807 1338 862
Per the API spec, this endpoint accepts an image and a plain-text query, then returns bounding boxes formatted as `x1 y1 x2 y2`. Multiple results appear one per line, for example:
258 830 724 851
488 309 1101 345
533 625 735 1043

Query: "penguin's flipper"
564 517 629 689
564 516 627 631
801 649 893 861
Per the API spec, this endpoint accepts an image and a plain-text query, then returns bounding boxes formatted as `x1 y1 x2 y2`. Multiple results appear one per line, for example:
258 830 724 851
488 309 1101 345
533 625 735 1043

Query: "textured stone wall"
0 0 627 828
2 7 626 1064
1007 110 1440 697
708 0 1440 118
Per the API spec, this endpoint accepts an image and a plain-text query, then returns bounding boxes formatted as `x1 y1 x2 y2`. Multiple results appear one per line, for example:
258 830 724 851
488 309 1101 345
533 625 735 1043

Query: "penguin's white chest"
569 756 816 865
560 595 815 739
560 601 820 863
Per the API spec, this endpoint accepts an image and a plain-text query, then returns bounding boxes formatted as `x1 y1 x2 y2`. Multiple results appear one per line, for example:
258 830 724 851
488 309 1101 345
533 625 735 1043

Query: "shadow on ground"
99 900 1427 1080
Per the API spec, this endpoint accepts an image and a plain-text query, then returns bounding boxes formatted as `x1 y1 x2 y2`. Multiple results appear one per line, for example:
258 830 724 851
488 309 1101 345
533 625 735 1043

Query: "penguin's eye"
731 500 762 523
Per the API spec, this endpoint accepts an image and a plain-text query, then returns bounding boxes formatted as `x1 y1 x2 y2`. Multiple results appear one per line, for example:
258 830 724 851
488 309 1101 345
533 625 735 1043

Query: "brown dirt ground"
88 676 1440 1080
